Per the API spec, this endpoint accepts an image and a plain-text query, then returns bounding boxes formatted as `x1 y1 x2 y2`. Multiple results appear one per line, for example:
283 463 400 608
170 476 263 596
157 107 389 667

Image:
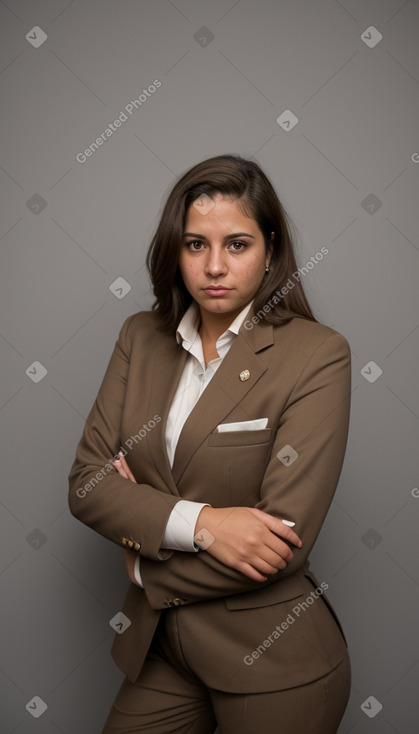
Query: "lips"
203 286 232 296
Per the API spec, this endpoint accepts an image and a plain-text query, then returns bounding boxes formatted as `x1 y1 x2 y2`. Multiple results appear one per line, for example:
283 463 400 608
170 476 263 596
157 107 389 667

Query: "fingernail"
281 519 295 527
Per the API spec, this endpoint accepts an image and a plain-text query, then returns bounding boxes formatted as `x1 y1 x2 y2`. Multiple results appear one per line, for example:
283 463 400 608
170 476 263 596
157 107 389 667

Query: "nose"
204 245 227 277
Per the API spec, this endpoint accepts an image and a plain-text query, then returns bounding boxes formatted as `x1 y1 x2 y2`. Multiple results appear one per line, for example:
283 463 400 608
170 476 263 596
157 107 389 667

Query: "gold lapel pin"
239 369 251 381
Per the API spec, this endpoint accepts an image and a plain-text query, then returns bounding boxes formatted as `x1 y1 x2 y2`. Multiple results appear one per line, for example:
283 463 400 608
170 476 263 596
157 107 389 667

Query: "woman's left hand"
113 453 139 584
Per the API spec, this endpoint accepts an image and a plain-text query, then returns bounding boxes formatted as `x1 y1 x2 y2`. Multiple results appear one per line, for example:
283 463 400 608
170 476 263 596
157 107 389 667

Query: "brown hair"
146 154 318 334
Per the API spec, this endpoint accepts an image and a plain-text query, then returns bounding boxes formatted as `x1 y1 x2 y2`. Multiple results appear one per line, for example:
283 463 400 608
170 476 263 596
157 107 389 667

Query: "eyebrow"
182 232 256 239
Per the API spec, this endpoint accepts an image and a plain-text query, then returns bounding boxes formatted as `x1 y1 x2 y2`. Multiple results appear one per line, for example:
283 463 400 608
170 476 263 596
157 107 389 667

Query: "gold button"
239 369 250 381
127 540 134 548
165 597 187 608
133 542 141 551
121 537 127 546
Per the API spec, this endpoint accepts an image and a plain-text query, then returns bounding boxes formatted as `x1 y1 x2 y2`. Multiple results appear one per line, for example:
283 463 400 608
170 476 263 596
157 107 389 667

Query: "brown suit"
68 303 351 699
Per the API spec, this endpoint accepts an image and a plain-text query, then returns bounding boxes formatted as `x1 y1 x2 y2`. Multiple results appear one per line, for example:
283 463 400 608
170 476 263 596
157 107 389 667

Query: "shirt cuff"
134 554 143 587
161 500 211 552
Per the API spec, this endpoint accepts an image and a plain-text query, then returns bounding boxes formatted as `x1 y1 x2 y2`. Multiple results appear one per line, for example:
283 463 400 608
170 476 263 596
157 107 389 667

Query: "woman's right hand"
194 506 302 582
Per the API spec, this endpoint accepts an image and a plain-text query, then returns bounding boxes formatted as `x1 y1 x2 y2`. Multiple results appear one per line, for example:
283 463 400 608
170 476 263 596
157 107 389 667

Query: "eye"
185 240 205 251
228 241 247 251
184 240 248 252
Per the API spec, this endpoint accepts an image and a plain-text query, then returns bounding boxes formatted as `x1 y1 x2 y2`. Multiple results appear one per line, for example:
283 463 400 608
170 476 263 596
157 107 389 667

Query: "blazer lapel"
146 338 188 495
171 318 274 485
146 311 274 490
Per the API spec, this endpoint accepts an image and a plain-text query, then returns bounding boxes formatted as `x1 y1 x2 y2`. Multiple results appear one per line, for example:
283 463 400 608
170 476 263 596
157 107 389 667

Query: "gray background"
0 0 418 732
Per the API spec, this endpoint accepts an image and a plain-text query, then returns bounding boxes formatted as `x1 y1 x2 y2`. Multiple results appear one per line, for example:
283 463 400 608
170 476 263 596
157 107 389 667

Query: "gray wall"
1 1 418 732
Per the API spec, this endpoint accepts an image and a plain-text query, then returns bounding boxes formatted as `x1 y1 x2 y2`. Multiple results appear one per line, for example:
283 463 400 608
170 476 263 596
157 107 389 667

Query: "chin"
201 298 246 313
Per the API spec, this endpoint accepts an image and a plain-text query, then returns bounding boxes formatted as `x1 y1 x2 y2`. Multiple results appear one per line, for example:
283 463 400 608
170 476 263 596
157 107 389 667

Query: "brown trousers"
102 609 351 734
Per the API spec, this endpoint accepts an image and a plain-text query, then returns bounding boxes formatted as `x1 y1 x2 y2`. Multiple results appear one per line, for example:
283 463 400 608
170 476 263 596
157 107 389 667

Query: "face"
179 193 272 322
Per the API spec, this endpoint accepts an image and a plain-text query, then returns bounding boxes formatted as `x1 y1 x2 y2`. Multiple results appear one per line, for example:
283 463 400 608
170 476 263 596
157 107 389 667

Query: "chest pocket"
207 427 272 447
208 428 273 505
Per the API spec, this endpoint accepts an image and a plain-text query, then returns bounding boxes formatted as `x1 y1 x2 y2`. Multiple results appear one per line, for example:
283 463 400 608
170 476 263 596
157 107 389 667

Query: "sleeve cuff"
161 500 211 552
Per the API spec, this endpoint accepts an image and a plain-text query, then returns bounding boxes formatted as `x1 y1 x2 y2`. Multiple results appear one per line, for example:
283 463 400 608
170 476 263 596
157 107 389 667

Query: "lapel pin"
239 369 251 381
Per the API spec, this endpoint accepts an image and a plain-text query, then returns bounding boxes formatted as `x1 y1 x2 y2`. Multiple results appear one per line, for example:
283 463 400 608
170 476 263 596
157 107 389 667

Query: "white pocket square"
216 418 268 432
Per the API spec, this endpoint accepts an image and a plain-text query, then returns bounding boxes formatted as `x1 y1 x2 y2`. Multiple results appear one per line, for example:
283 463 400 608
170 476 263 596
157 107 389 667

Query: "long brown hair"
146 154 318 334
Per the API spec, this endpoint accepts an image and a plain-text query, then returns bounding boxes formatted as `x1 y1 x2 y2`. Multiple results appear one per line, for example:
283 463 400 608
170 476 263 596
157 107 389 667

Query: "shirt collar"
176 298 255 349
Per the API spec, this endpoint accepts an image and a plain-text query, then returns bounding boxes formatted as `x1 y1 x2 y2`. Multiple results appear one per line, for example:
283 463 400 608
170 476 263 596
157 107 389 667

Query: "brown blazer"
68 303 352 693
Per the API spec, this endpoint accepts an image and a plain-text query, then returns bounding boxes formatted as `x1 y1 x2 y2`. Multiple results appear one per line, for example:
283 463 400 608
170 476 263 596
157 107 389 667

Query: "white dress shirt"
133 298 254 586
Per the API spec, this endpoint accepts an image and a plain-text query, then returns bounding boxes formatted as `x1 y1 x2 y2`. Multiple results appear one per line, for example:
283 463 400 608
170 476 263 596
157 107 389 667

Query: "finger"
267 538 294 565
249 559 284 576
247 508 302 547
248 546 289 573
113 454 136 482
113 459 129 480
238 562 269 583
236 542 289 575
117 453 136 482
267 517 302 547
283 528 302 547
254 547 291 572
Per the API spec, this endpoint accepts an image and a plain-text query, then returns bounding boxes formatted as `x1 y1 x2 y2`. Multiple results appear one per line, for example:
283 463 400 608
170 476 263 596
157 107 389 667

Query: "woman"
68 154 352 733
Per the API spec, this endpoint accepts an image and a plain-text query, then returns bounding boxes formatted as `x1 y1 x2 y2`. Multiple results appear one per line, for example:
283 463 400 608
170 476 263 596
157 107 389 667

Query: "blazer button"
127 540 134 548
121 537 127 546
133 542 141 551
164 597 186 608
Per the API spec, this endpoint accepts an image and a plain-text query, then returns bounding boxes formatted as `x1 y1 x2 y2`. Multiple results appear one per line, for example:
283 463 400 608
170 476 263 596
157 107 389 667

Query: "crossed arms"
68 314 351 610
